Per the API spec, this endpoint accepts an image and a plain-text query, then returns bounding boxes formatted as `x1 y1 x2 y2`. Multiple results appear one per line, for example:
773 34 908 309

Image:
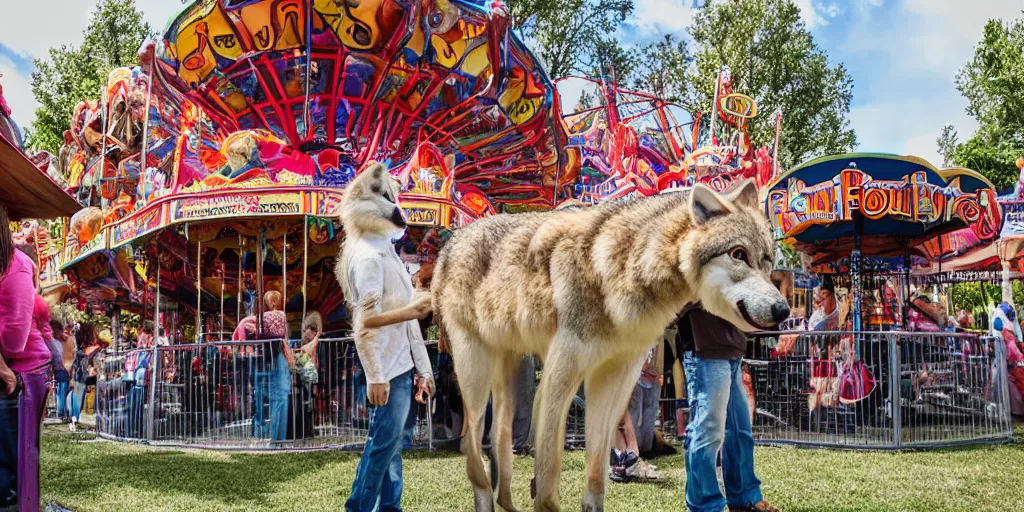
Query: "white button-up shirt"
346 234 432 385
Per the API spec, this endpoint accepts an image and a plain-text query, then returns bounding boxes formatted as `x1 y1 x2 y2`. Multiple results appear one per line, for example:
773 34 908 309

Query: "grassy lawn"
41 426 1024 512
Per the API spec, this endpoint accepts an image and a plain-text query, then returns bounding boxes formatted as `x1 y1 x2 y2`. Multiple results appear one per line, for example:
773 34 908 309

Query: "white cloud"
0 57 37 132
138 0 189 34
629 0 695 34
794 0 827 28
848 97 978 167
0 0 92 58
0 1 187 131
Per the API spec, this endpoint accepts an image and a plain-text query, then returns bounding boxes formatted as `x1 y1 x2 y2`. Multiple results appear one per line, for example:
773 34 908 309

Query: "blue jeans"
346 370 413 512
683 353 762 512
69 381 87 420
0 395 17 507
270 352 292 442
55 380 70 418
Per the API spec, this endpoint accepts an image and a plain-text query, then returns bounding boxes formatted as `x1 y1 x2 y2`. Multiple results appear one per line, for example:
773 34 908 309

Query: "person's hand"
410 291 433 319
0 366 15 395
415 374 434 404
369 383 390 406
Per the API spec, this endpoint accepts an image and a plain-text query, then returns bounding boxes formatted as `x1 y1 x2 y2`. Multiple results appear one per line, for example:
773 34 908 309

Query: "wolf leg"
451 328 497 512
492 355 520 512
581 351 648 512
533 338 586 512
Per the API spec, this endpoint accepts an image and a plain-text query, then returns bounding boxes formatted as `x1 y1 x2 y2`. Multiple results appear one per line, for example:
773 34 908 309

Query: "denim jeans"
346 370 413 512
270 352 292 442
683 353 762 512
126 385 147 438
251 357 270 438
630 380 661 454
0 394 16 508
55 380 70 418
69 381 87 421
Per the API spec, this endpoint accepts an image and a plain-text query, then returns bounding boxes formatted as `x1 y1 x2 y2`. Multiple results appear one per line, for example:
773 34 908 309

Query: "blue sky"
0 0 1021 167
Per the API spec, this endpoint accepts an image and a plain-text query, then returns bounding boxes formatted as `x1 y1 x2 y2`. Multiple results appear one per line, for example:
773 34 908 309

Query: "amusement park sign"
768 169 1001 240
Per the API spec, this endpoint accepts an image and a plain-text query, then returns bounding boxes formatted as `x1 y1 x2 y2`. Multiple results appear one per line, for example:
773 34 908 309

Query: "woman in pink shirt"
0 207 51 511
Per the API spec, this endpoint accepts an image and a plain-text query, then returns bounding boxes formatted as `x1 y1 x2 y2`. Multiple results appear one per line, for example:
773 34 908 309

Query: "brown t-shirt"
686 308 748 360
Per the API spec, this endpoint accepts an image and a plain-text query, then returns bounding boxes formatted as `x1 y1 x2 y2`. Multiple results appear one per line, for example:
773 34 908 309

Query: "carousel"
749 153 1014 449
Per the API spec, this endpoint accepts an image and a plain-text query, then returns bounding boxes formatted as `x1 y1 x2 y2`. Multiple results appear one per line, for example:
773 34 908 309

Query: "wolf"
431 179 790 512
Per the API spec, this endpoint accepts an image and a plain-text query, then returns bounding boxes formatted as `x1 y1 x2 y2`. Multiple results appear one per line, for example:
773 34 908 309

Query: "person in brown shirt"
682 306 779 512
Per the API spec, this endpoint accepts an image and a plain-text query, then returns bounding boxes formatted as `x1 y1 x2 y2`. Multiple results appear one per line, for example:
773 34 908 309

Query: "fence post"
990 336 1013 437
888 333 901 449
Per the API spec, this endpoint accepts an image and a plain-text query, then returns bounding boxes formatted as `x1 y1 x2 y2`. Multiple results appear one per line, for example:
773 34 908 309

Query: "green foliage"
948 16 1024 190
955 18 1024 139
508 0 633 79
573 89 594 112
950 131 1023 191
680 0 857 169
948 282 1001 315
27 0 152 153
632 34 690 102
936 124 959 168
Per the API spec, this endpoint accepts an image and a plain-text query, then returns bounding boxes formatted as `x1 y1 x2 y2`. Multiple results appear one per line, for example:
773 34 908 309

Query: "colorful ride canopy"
555 74 776 205
153 0 559 208
766 153 1001 263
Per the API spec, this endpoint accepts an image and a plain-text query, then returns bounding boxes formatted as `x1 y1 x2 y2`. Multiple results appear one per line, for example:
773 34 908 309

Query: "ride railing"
746 331 1014 449
93 338 443 450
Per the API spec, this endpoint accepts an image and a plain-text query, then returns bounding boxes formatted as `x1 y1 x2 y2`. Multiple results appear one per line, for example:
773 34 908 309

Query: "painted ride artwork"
1 1 1023 511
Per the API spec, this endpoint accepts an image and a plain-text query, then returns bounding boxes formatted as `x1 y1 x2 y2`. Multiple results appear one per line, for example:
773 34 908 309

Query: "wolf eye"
730 247 750 266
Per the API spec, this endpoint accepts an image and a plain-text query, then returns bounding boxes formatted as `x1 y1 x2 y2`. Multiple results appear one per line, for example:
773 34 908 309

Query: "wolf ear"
726 179 759 210
690 184 731 225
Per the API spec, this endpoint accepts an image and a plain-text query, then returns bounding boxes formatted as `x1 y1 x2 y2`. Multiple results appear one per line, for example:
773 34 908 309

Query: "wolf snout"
390 206 407 228
771 301 791 324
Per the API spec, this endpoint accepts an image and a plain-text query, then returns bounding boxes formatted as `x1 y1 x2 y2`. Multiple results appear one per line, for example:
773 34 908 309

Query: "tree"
951 131 1022 191
632 34 690 102
27 0 152 153
579 37 639 85
574 89 595 112
936 124 959 167
507 0 633 80
678 0 857 169
950 16 1024 191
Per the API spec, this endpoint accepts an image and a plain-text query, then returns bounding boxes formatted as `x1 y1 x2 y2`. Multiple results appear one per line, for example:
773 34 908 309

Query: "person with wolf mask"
681 307 780 512
337 163 435 512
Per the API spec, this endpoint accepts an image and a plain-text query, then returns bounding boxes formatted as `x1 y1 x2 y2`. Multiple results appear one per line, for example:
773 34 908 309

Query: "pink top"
232 310 287 341
33 293 52 341
0 250 51 373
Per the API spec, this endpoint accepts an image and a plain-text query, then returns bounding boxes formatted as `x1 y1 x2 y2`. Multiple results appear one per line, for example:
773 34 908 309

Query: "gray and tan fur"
431 179 789 512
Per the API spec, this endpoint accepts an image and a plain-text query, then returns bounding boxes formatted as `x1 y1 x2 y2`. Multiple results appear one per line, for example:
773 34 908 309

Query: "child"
295 312 323 399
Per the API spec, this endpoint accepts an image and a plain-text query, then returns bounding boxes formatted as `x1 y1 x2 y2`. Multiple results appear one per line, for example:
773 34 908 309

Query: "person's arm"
362 292 432 328
0 258 34 357
409 322 434 403
0 354 15 394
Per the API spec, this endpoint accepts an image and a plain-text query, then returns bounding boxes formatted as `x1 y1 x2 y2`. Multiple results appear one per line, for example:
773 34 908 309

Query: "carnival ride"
752 153 1014 448
40 0 796 450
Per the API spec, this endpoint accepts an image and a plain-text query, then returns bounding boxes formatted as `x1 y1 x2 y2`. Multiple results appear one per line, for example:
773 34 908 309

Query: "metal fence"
747 331 1014 449
87 331 1014 451
92 338 444 450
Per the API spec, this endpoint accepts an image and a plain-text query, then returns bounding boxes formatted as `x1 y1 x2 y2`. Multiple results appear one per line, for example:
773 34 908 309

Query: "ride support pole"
147 261 161 442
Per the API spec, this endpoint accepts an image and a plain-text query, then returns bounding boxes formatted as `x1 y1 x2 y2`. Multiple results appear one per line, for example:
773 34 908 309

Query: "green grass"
41 426 1024 511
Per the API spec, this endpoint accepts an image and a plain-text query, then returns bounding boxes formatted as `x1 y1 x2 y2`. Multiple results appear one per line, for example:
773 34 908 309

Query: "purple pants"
18 372 49 511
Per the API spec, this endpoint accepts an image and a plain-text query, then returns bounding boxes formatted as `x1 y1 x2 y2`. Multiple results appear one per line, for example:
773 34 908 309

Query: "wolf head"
680 179 790 332
339 161 406 237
